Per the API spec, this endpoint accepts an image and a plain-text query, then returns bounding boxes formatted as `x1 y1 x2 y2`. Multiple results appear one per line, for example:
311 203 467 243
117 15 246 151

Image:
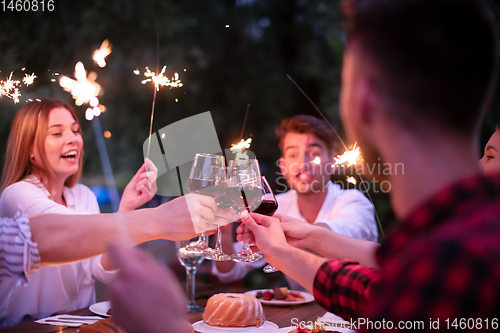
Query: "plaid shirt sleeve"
313 259 381 320
359 238 499 332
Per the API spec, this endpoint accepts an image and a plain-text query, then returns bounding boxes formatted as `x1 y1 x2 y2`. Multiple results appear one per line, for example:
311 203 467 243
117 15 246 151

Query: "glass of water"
176 238 205 313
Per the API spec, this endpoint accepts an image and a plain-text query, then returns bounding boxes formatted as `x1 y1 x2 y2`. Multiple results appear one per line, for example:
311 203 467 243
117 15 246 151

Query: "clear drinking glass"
227 159 263 262
202 166 231 261
176 238 205 313
187 153 226 255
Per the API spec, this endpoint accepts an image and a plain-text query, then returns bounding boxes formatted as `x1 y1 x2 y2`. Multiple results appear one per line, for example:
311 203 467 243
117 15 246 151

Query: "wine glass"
203 166 231 261
227 159 263 262
187 153 225 255
176 238 205 313
252 176 279 273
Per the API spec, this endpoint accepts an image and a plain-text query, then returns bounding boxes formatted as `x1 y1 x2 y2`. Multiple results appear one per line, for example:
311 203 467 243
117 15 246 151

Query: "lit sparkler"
230 138 252 160
346 176 357 185
138 66 183 159
22 73 36 86
0 71 35 103
60 62 101 106
334 144 361 167
312 156 321 165
93 39 112 68
140 66 183 91
287 74 385 238
60 62 105 121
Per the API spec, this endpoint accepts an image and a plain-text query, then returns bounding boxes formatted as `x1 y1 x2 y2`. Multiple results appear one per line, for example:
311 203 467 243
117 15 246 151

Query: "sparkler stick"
240 104 250 141
287 74 347 150
287 74 385 238
139 66 183 160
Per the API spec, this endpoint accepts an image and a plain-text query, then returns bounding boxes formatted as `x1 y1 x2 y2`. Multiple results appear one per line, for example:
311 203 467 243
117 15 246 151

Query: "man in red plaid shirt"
239 0 500 331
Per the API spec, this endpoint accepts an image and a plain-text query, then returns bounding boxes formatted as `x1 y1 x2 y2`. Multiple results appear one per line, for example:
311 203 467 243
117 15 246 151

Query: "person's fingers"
240 211 260 233
136 178 151 194
145 170 156 183
144 157 158 176
188 193 217 212
248 212 268 225
236 222 245 236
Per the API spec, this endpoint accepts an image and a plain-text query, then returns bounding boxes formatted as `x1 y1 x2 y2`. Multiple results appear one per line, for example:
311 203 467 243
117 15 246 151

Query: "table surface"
1 290 327 333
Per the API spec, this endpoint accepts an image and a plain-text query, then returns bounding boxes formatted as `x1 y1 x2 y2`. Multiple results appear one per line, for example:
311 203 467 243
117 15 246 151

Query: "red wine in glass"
258 176 280 273
253 200 278 216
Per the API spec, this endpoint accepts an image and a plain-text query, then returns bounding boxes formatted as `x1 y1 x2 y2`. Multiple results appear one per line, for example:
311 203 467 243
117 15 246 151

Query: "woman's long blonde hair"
0 98 83 193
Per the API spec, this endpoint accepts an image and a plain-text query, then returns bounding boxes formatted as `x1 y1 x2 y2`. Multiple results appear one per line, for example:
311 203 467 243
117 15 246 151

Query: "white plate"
244 289 314 306
192 320 279 332
89 301 111 317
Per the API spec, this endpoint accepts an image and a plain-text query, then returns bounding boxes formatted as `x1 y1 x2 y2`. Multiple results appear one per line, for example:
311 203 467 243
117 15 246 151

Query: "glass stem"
215 225 223 253
241 226 252 254
200 229 207 247
186 267 197 307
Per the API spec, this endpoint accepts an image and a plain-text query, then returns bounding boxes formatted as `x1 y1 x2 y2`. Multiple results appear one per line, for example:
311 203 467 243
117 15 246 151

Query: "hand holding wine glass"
227 158 263 262
253 176 279 273
187 153 225 255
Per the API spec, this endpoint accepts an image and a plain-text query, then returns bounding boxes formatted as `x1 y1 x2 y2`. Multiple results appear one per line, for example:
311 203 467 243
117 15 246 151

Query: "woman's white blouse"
0 175 118 327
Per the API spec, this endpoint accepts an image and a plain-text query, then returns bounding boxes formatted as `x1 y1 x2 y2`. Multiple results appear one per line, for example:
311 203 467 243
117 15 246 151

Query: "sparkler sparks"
22 73 37 86
93 40 112 68
140 65 184 159
231 138 252 160
60 62 101 107
346 176 357 185
0 71 37 103
60 62 105 121
312 156 321 165
140 66 183 91
334 144 361 167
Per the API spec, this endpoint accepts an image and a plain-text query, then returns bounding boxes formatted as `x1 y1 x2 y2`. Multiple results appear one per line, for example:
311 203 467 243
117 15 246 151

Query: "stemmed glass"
187 153 225 255
252 176 279 273
203 166 231 261
227 159 263 262
176 238 205 313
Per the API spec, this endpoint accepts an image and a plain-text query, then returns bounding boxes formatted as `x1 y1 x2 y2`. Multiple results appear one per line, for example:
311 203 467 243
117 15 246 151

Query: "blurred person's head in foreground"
339 0 498 182
276 115 338 195
0 98 83 195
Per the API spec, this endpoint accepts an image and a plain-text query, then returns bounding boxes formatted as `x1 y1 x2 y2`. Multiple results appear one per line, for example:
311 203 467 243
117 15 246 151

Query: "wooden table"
0 291 327 332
